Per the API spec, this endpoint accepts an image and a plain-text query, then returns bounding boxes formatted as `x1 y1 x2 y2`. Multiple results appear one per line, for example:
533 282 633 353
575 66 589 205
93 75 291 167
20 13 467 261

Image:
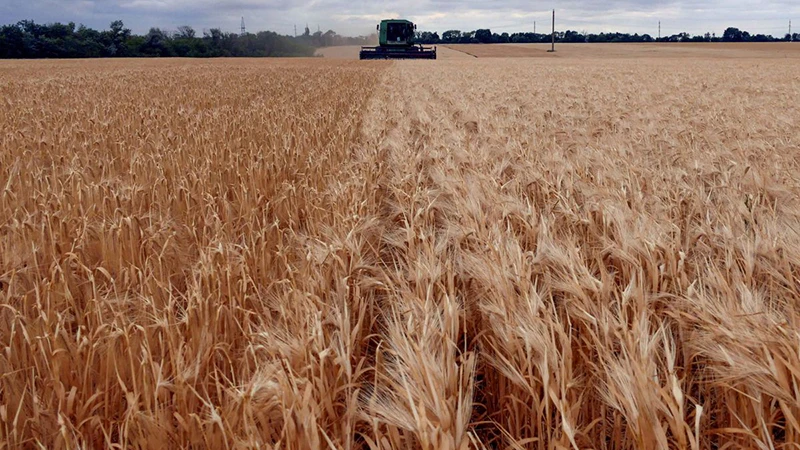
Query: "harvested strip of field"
444 43 553 57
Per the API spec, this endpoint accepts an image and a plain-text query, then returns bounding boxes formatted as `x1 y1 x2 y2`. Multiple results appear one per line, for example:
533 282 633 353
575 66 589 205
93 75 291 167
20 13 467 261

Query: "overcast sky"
1 0 797 37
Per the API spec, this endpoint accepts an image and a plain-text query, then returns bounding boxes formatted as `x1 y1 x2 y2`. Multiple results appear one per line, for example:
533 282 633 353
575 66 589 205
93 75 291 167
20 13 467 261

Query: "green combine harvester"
359 19 437 60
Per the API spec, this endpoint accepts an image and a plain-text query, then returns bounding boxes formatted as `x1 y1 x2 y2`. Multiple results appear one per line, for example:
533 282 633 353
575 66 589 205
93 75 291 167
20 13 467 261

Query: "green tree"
474 29 492 43
140 28 172 56
106 20 132 56
176 25 195 39
723 27 744 42
442 30 461 43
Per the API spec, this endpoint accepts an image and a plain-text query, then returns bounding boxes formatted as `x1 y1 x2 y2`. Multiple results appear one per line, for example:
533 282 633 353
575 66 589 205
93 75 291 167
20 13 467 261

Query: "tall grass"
2 55 800 449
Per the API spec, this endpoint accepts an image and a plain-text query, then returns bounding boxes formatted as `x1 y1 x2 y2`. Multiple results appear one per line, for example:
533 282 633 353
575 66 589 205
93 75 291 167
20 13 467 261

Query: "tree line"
0 20 375 59
416 27 799 44
2 20 797 59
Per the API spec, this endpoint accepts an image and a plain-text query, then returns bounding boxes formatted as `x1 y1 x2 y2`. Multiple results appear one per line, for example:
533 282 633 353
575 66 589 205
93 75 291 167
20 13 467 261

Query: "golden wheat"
2 52 800 449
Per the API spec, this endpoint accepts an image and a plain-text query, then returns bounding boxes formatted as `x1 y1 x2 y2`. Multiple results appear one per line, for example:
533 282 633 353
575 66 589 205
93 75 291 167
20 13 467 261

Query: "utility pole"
790 20 793 41
658 21 661 40
548 10 555 52
241 17 246 35
294 24 297 37
534 21 536 35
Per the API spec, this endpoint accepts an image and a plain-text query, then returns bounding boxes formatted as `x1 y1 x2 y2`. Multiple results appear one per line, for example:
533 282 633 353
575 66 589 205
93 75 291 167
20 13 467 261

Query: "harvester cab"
359 19 437 60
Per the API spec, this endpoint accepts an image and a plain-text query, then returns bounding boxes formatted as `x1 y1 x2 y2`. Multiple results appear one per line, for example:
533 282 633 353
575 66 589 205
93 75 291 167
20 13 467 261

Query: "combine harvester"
360 19 437 60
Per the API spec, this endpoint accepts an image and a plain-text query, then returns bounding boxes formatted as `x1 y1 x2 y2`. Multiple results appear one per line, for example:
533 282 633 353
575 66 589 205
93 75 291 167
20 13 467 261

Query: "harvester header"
359 19 437 60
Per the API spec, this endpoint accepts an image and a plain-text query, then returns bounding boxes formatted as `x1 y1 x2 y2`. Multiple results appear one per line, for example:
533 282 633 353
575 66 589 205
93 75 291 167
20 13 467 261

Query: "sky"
1 0 797 38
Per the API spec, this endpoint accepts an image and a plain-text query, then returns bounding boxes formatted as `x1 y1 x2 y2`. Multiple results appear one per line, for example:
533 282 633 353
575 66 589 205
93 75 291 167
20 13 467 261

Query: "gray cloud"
3 0 797 37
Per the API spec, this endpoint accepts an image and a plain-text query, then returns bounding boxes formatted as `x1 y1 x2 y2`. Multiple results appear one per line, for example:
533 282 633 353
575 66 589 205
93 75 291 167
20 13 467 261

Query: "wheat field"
1 51 800 449
442 42 800 59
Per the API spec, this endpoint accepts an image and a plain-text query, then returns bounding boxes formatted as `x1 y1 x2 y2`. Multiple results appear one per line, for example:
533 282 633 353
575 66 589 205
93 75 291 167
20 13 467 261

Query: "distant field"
444 42 800 58
3 49 800 449
317 42 800 59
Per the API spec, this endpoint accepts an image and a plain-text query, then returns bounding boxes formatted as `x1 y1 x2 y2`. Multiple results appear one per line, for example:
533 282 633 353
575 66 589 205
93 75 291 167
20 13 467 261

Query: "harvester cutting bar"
359 45 437 60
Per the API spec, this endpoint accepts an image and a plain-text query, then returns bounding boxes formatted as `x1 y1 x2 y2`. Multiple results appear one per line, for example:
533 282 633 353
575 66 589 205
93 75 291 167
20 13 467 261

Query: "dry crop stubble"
2 51 800 450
